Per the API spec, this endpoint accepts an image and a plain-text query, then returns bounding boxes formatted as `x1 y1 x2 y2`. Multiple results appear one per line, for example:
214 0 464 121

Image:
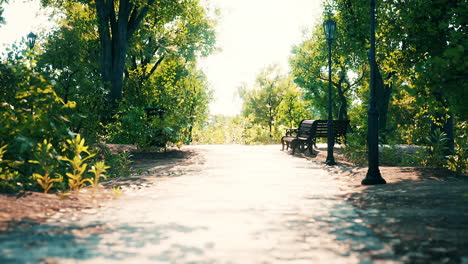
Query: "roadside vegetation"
194 0 467 175
0 0 216 193
0 0 466 195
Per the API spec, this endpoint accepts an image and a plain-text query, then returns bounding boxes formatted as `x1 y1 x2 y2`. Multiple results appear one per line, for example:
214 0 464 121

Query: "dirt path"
0 145 401 264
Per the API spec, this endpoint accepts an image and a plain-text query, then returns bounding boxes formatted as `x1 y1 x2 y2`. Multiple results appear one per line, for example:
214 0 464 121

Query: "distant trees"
238 65 311 141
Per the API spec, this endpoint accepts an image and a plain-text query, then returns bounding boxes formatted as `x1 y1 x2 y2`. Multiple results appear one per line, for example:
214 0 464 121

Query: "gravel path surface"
1 145 398 264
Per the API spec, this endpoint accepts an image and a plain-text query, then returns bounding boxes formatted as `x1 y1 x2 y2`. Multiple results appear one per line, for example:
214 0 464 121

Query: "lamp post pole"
361 0 386 185
324 19 336 166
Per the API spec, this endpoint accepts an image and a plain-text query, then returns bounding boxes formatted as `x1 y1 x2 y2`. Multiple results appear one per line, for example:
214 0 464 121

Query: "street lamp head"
323 19 336 41
27 32 37 49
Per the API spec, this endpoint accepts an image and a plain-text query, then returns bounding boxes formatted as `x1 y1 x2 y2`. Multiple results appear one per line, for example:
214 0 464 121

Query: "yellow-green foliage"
0 145 17 178
33 173 62 194
88 161 110 189
0 145 20 192
112 186 123 198
30 140 63 193
62 135 95 192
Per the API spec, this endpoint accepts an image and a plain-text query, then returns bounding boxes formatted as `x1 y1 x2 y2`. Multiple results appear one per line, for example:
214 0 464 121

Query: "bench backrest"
297 119 350 139
296 119 315 138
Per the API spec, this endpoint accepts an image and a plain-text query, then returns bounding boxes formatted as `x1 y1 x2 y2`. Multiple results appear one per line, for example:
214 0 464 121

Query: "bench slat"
281 119 350 155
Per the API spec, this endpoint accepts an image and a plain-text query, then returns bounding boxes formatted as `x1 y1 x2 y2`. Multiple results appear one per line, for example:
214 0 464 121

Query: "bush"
104 103 188 150
0 62 111 193
342 129 368 165
446 135 467 175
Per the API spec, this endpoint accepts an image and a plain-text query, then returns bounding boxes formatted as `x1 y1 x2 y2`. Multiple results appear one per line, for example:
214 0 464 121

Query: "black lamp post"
27 32 37 49
323 18 336 166
361 0 386 185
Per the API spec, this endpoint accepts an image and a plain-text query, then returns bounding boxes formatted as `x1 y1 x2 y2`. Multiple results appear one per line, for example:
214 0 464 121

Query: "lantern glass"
323 19 336 41
27 32 37 49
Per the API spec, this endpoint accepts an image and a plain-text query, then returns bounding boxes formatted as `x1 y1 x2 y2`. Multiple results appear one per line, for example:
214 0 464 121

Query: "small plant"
30 140 63 193
104 150 133 178
57 190 71 200
111 186 123 198
62 135 95 193
88 161 110 189
0 144 21 193
342 130 368 165
445 138 467 175
424 128 449 167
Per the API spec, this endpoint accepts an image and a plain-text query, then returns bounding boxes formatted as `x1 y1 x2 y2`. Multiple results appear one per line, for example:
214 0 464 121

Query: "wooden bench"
281 119 350 154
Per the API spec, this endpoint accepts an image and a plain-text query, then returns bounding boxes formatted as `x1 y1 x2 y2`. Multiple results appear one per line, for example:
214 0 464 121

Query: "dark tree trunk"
337 92 348 121
432 92 455 156
368 53 393 135
334 68 349 121
94 0 155 103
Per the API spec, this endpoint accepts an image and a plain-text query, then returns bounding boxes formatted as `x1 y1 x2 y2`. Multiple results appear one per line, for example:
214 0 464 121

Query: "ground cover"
0 144 467 263
307 146 468 263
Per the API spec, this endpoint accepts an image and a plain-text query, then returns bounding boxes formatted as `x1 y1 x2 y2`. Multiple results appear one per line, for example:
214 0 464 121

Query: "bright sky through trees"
0 1 53 49
200 0 322 116
0 0 323 116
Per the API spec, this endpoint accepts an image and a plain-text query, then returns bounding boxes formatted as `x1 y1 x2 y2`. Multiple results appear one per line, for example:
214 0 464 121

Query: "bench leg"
308 142 314 155
291 139 298 155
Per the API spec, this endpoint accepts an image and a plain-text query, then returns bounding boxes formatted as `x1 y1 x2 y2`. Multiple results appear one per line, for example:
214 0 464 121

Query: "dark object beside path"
281 119 349 154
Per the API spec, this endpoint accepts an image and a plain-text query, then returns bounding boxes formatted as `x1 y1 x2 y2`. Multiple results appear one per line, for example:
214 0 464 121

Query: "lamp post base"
325 157 336 166
361 169 386 185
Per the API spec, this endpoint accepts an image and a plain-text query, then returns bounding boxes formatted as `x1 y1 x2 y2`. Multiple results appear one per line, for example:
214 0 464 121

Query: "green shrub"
342 129 368 165
424 128 449 167
100 147 133 178
0 63 75 191
446 136 467 175
105 103 188 149
0 62 112 193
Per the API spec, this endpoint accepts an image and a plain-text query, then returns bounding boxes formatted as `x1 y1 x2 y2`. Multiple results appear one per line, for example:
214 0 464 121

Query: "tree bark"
368 53 393 134
94 0 155 103
432 92 455 156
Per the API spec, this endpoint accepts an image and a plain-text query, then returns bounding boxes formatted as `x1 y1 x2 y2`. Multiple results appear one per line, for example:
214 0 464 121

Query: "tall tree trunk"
94 0 155 103
95 0 113 100
368 54 393 135
334 69 348 121
375 71 394 133
432 92 455 156
337 92 348 121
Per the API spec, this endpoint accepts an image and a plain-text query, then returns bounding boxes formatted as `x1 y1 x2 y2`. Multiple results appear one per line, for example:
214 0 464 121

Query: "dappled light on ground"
1 145 399 263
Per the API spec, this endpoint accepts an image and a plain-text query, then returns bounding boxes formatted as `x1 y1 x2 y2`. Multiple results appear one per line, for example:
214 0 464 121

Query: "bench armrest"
285 128 298 136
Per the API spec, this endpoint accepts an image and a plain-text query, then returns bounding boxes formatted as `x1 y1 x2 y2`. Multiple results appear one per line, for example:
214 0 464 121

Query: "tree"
290 24 362 121
277 81 311 129
124 0 216 104
35 3 105 139
327 0 467 151
239 66 290 139
42 0 216 104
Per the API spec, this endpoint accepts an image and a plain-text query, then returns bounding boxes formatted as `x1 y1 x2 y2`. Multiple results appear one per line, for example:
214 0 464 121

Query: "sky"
0 1 52 49
200 0 323 115
0 0 324 116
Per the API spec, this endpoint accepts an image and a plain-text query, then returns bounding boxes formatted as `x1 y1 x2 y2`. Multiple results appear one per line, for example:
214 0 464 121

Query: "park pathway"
1 145 396 264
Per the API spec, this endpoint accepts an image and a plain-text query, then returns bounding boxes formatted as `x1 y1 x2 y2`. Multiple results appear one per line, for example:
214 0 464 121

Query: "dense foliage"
287 0 467 173
0 0 217 193
1 0 466 195
195 0 466 174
